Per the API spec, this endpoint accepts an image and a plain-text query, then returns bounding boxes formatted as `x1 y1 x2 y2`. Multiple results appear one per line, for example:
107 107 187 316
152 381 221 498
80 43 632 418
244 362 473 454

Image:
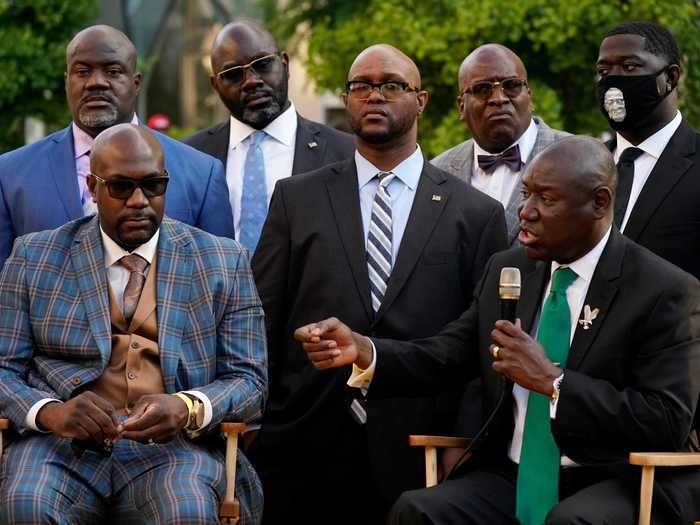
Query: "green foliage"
0 0 97 152
264 0 700 157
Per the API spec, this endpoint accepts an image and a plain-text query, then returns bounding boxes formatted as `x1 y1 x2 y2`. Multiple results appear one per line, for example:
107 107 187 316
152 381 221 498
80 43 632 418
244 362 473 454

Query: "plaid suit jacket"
431 117 569 244
0 215 267 433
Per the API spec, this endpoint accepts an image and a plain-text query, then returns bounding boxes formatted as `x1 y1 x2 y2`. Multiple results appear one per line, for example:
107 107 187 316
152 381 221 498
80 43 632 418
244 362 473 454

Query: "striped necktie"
367 172 396 313
239 130 267 253
516 266 578 525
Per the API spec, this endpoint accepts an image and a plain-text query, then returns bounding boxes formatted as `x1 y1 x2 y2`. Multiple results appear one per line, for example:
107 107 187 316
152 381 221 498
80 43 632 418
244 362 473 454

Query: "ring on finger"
147 438 156 445
490 345 500 359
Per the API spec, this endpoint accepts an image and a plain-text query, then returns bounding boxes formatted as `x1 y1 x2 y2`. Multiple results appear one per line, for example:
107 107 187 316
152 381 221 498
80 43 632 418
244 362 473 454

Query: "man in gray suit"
433 44 568 244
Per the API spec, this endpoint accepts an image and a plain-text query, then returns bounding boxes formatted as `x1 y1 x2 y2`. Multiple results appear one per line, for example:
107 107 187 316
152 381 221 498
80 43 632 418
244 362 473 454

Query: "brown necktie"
120 254 149 323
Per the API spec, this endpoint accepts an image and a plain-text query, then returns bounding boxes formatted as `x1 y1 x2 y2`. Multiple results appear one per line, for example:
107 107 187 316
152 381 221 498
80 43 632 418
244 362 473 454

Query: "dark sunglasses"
461 78 528 100
91 171 169 200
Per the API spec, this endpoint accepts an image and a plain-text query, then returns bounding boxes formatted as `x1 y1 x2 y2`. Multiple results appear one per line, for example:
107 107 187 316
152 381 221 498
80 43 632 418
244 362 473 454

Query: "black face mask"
596 68 673 130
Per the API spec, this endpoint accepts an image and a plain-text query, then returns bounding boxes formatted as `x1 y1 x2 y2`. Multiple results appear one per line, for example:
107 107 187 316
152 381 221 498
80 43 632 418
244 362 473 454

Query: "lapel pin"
578 305 599 330
307 141 318 149
432 194 442 202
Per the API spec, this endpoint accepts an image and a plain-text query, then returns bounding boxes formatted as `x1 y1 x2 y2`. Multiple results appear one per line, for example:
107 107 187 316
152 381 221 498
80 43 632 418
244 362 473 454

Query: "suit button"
127 371 136 380
131 341 140 349
71 376 81 385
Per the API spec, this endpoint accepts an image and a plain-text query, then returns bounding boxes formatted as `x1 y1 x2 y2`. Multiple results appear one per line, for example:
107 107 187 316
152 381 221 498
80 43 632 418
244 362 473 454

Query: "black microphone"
499 267 521 323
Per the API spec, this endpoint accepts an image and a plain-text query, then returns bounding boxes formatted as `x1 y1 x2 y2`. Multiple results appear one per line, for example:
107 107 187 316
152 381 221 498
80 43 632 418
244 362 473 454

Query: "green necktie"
516 266 578 525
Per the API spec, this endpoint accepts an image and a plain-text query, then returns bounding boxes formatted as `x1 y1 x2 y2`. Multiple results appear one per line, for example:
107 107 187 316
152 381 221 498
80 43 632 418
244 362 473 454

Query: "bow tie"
477 144 523 174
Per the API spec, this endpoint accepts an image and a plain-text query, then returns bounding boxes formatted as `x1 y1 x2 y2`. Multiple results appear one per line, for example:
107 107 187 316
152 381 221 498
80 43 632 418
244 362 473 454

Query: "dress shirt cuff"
549 373 565 419
346 339 377 393
25 398 62 432
183 390 213 437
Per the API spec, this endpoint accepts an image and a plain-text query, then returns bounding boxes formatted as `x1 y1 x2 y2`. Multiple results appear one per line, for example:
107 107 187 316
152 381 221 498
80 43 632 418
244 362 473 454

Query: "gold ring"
148 438 155 445
491 345 500 359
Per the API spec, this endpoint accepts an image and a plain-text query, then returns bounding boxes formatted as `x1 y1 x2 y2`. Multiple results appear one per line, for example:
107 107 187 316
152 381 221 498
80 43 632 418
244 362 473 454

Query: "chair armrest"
409 435 472 448
629 452 700 467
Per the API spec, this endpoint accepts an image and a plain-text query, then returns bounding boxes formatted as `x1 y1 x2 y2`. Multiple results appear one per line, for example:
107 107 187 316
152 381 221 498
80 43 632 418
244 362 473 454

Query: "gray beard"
78 106 119 129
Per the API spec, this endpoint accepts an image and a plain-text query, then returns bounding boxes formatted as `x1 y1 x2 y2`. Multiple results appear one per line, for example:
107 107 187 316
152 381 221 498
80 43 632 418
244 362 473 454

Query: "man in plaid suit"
0 124 267 524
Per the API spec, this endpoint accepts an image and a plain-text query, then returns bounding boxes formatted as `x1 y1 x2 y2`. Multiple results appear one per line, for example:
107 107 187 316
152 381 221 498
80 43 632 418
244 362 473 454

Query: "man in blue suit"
0 124 266 524
0 24 234 269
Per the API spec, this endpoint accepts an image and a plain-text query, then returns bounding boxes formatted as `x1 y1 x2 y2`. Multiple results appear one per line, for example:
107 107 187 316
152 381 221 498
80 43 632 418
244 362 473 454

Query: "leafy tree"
0 0 97 152
263 0 700 157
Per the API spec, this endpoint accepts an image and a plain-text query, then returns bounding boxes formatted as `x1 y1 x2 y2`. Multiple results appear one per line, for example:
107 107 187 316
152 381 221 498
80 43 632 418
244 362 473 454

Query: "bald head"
349 44 421 87
211 20 278 73
91 124 163 173
458 44 527 89
535 136 617 195
67 25 137 70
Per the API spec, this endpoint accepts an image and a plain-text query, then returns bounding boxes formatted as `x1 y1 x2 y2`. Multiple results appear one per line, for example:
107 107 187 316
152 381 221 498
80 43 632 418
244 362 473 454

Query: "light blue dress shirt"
355 146 424 264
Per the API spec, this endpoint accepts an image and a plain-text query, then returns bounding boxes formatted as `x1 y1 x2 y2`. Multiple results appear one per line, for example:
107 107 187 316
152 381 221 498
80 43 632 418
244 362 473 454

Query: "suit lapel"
50 127 83 221
206 121 231 168
325 161 373 323
450 140 474 185
70 217 112 367
372 162 449 323
516 259 549 334
156 218 193 392
567 231 623 369
621 121 695 240
291 116 326 175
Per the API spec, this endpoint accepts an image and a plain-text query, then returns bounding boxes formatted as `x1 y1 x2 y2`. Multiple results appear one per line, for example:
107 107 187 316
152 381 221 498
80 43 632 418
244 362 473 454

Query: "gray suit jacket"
432 117 569 244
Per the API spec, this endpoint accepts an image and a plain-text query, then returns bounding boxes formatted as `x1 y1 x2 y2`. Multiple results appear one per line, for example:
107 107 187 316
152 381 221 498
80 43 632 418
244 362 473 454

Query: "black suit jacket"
609 119 700 280
251 157 508 504
371 230 700 521
184 114 354 175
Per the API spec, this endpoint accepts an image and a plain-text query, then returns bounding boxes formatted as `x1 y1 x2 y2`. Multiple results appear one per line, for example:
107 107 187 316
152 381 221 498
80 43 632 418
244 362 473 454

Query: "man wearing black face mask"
596 20 700 280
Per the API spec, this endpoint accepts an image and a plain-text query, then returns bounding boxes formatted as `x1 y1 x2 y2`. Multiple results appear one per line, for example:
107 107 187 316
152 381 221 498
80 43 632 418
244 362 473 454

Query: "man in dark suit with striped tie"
250 44 507 524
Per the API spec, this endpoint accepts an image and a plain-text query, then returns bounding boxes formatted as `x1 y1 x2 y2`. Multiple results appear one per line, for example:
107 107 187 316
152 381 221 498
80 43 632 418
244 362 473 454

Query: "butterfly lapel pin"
578 305 599 330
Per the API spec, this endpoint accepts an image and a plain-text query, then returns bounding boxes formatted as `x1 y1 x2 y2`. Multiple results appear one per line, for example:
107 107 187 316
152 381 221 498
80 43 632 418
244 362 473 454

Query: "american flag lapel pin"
307 141 318 149
432 194 442 202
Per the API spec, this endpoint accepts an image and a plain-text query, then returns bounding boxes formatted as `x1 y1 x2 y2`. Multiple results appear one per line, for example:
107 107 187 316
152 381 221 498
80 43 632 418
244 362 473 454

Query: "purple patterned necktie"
477 144 522 174
120 254 149 323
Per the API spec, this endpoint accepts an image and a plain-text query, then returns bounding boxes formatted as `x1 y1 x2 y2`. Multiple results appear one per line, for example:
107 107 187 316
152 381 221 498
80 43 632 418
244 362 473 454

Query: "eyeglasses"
461 78 528 100
346 81 420 100
91 171 169 200
216 53 281 84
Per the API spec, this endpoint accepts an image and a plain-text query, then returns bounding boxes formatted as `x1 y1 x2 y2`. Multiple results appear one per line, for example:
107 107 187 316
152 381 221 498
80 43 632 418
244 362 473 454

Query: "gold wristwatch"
174 392 205 431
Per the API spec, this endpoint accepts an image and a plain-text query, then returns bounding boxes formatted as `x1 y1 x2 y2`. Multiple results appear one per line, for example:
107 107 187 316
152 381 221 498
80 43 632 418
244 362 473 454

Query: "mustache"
117 212 156 224
80 93 117 106
242 88 273 103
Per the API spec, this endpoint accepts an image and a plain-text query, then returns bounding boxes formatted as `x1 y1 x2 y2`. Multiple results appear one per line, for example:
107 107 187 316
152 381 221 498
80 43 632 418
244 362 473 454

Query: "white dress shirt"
614 111 682 232
350 228 613 467
508 227 611 466
356 146 424 264
471 118 537 207
25 227 213 433
226 104 298 240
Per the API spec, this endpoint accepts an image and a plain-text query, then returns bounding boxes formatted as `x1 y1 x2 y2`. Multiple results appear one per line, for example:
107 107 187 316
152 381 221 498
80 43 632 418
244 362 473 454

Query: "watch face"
194 400 205 429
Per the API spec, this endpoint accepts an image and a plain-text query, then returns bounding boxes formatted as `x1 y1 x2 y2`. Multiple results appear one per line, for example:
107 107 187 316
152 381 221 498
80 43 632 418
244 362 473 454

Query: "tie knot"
550 266 577 293
618 147 644 164
250 130 266 146
120 254 148 274
477 144 522 174
377 171 396 188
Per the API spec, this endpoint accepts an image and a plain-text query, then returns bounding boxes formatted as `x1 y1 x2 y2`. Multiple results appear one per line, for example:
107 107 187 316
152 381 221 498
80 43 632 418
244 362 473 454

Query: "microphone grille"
499 267 521 300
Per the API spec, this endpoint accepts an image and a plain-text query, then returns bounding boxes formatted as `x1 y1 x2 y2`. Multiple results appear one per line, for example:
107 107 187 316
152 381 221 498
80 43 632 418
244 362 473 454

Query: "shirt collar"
100 225 160 269
228 103 297 149
71 114 140 159
550 226 611 286
615 111 682 160
355 145 424 190
473 117 537 164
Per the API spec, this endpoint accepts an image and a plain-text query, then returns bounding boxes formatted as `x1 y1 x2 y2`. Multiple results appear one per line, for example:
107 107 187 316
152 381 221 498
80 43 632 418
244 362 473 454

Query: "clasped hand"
37 391 190 445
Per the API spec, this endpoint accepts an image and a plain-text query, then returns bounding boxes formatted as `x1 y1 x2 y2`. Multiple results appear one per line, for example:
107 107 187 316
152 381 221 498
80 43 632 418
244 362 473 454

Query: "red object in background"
147 113 171 131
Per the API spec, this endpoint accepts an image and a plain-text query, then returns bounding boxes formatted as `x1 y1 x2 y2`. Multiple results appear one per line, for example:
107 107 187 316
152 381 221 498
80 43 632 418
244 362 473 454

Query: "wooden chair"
0 418 246 525
629 452 700 525
410 435 700 525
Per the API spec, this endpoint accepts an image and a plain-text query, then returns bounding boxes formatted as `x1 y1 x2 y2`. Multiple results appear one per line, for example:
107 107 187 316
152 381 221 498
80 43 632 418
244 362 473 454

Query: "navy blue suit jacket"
0 125 235 268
